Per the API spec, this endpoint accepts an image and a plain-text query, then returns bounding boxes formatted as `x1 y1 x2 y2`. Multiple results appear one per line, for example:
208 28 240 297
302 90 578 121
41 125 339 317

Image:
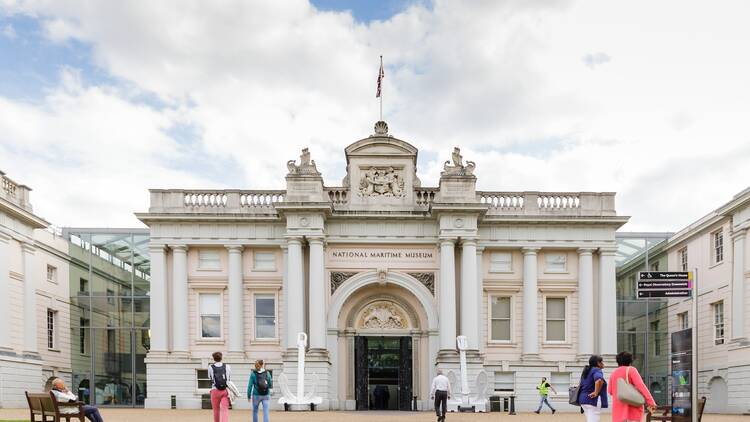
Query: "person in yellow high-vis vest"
534 377 558 414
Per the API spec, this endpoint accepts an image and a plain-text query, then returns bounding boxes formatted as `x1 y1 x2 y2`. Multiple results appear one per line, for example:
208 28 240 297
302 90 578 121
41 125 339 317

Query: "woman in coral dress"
608 352 657 422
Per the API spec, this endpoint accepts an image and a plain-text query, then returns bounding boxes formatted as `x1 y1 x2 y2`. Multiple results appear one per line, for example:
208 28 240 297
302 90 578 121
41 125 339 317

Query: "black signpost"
639 271 698 422
637 272 692 298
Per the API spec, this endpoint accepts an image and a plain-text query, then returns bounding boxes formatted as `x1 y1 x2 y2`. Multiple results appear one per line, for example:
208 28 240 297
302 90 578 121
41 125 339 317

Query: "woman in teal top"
247 360 272 422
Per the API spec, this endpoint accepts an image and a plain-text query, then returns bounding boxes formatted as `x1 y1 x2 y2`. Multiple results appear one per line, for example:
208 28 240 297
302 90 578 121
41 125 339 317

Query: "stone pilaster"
439 238 457 353
522 247 540 357
0 232 10 349
148 244 168 353
578 248 595 356
308 237 327 350
598 247 618 355
732 229 747 340
285 237 305 349
22 243 38 354
227 245 244 354
171 245 189 354
460 238 480 350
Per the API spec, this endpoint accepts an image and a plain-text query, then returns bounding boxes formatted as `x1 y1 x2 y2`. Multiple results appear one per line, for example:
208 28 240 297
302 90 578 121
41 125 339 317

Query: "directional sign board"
637 271 692 298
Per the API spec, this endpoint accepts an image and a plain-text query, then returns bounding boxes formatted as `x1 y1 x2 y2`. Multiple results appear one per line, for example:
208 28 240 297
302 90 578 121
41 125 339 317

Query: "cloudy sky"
1 0 749 231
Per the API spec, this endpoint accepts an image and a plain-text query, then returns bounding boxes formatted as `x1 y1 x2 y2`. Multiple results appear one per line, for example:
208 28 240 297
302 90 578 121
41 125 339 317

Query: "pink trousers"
210 389 230 422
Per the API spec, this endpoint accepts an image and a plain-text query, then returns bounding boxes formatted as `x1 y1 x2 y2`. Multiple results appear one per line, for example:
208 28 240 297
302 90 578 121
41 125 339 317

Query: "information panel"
671 329 693 422
637 272 693 298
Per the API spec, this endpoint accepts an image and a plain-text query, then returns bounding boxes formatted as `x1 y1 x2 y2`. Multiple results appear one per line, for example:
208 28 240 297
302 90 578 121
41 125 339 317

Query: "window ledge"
47 348 61 353
542 342 572 348
252 339 280 345
487 341 516 347
709 261 724 269
196 339 225 345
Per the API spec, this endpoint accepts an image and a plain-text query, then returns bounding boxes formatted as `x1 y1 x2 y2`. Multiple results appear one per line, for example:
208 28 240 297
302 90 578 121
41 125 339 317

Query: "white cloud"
1 0 750 231
1 23 15 38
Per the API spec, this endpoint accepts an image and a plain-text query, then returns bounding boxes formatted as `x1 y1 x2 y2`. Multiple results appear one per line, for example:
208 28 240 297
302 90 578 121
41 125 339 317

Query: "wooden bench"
647 396 707 422
25 391 85 422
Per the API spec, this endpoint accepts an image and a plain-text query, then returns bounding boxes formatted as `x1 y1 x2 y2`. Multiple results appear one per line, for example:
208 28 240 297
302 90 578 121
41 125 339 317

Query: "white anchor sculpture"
447 335 490 412
278 333 322 410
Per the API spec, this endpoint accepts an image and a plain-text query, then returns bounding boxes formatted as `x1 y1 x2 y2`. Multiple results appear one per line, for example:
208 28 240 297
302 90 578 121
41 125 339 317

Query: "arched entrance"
707 376 728 412
326 271 439 411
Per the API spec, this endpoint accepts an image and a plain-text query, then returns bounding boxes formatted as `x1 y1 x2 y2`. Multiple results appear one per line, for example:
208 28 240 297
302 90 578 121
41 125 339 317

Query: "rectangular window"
47 309 56 349
198 250 221 270
490 296 511 342
197 369 212 389
544 253 567 273
713 301 724 345
79 278 88 293
650 260 660 271
253 251 276 271
713 230 724 264
46 265 57 283
550 372 570 394
106 288 115 305
627 328 637 354
679 248 688 272
255 294 276 339
494 372 515 394
489 252 512 272
199 293 222 338
678 312 688 330
545 297 566 342
80 318 90 355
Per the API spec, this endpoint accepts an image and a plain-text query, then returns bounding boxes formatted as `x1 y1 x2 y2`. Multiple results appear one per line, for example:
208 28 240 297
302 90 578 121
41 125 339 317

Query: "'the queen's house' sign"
327 246 438 268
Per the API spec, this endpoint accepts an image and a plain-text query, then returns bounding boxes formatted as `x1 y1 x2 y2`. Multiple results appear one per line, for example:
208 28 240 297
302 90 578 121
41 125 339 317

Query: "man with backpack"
208 351 231 422
247 359 273 422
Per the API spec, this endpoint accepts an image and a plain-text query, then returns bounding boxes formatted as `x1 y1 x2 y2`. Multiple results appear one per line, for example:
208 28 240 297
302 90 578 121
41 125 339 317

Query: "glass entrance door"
354 336 412 411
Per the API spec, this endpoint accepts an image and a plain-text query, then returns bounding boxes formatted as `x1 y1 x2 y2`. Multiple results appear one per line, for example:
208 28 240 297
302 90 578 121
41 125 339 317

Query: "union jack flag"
376 61 384 98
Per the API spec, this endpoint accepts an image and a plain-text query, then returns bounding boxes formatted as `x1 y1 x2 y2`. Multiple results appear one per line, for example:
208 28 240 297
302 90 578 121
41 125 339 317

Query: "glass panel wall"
615 233 671 406
66 229 150 407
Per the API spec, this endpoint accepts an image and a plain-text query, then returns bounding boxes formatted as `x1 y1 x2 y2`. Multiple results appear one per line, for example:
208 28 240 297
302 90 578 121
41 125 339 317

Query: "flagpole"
379 55 383 121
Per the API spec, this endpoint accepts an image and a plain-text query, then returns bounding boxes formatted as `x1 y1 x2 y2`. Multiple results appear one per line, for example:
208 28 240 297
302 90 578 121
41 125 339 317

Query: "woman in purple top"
578 355 608 422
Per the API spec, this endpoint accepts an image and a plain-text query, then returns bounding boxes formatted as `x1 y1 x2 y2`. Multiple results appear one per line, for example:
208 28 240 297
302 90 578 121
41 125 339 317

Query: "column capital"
225 244 244 252
307 236 326 246
171 244 189 252
439 237 457 245
285 235 303 245
577 248 596 255
521 247 540 255
460 237 478 246
476 245 486 253
0 231 11 243
21 242 36 254
732 228 748 241
148 244 167 253
598 246 618 255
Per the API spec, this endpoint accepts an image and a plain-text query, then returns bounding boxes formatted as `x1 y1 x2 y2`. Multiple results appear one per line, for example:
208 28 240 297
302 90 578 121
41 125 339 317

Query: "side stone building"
0 171 72 407
136 122 628 411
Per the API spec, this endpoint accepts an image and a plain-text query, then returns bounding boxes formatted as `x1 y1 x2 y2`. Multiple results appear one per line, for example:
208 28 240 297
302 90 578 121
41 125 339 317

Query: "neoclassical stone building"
137 122 628 411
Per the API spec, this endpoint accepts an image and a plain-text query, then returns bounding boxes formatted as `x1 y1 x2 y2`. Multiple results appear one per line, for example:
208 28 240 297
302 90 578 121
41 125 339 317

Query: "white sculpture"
278 333 322 410
447 335 489 412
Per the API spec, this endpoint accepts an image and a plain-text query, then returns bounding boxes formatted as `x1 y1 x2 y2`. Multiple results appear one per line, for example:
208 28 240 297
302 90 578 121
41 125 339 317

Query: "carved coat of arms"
358 167 405 197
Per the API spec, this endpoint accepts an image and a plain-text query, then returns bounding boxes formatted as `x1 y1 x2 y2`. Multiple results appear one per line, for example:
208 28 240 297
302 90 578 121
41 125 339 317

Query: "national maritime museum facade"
135 121 627 411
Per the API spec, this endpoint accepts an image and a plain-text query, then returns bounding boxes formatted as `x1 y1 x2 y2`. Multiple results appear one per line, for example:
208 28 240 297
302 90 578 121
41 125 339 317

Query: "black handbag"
569 384 581 406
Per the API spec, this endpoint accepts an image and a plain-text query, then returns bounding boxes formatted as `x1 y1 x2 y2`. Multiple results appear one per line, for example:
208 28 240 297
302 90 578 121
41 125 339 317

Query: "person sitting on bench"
51 378 105 422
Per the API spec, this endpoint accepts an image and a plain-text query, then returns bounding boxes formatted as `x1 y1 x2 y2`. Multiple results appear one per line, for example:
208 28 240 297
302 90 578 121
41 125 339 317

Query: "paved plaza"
0 409 747 422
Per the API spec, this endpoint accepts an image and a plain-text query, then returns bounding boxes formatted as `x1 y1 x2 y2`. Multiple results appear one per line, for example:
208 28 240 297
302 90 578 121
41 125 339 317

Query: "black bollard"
413 395 418 411
509 395 516 415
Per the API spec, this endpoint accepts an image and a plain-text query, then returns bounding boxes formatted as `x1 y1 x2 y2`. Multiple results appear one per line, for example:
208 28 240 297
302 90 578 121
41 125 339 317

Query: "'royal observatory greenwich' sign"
637 271 693 298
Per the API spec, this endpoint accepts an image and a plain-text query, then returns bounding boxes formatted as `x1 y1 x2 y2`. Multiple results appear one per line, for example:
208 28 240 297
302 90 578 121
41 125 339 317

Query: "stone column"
227 245 244 353
577 248 595 356
149 244 168 352
22 243 38 353
286 237 305 349
522 247 540 356
281 245 288 350
308 237 326 350
476 246 485 353
598 247 618 355
439 239 457 351
0 233 10 349
460 238 480 350
171 245 189 353
732 229 747 340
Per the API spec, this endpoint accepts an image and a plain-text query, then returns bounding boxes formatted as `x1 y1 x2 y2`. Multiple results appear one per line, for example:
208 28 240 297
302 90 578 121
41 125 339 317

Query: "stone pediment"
345 137 417 163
